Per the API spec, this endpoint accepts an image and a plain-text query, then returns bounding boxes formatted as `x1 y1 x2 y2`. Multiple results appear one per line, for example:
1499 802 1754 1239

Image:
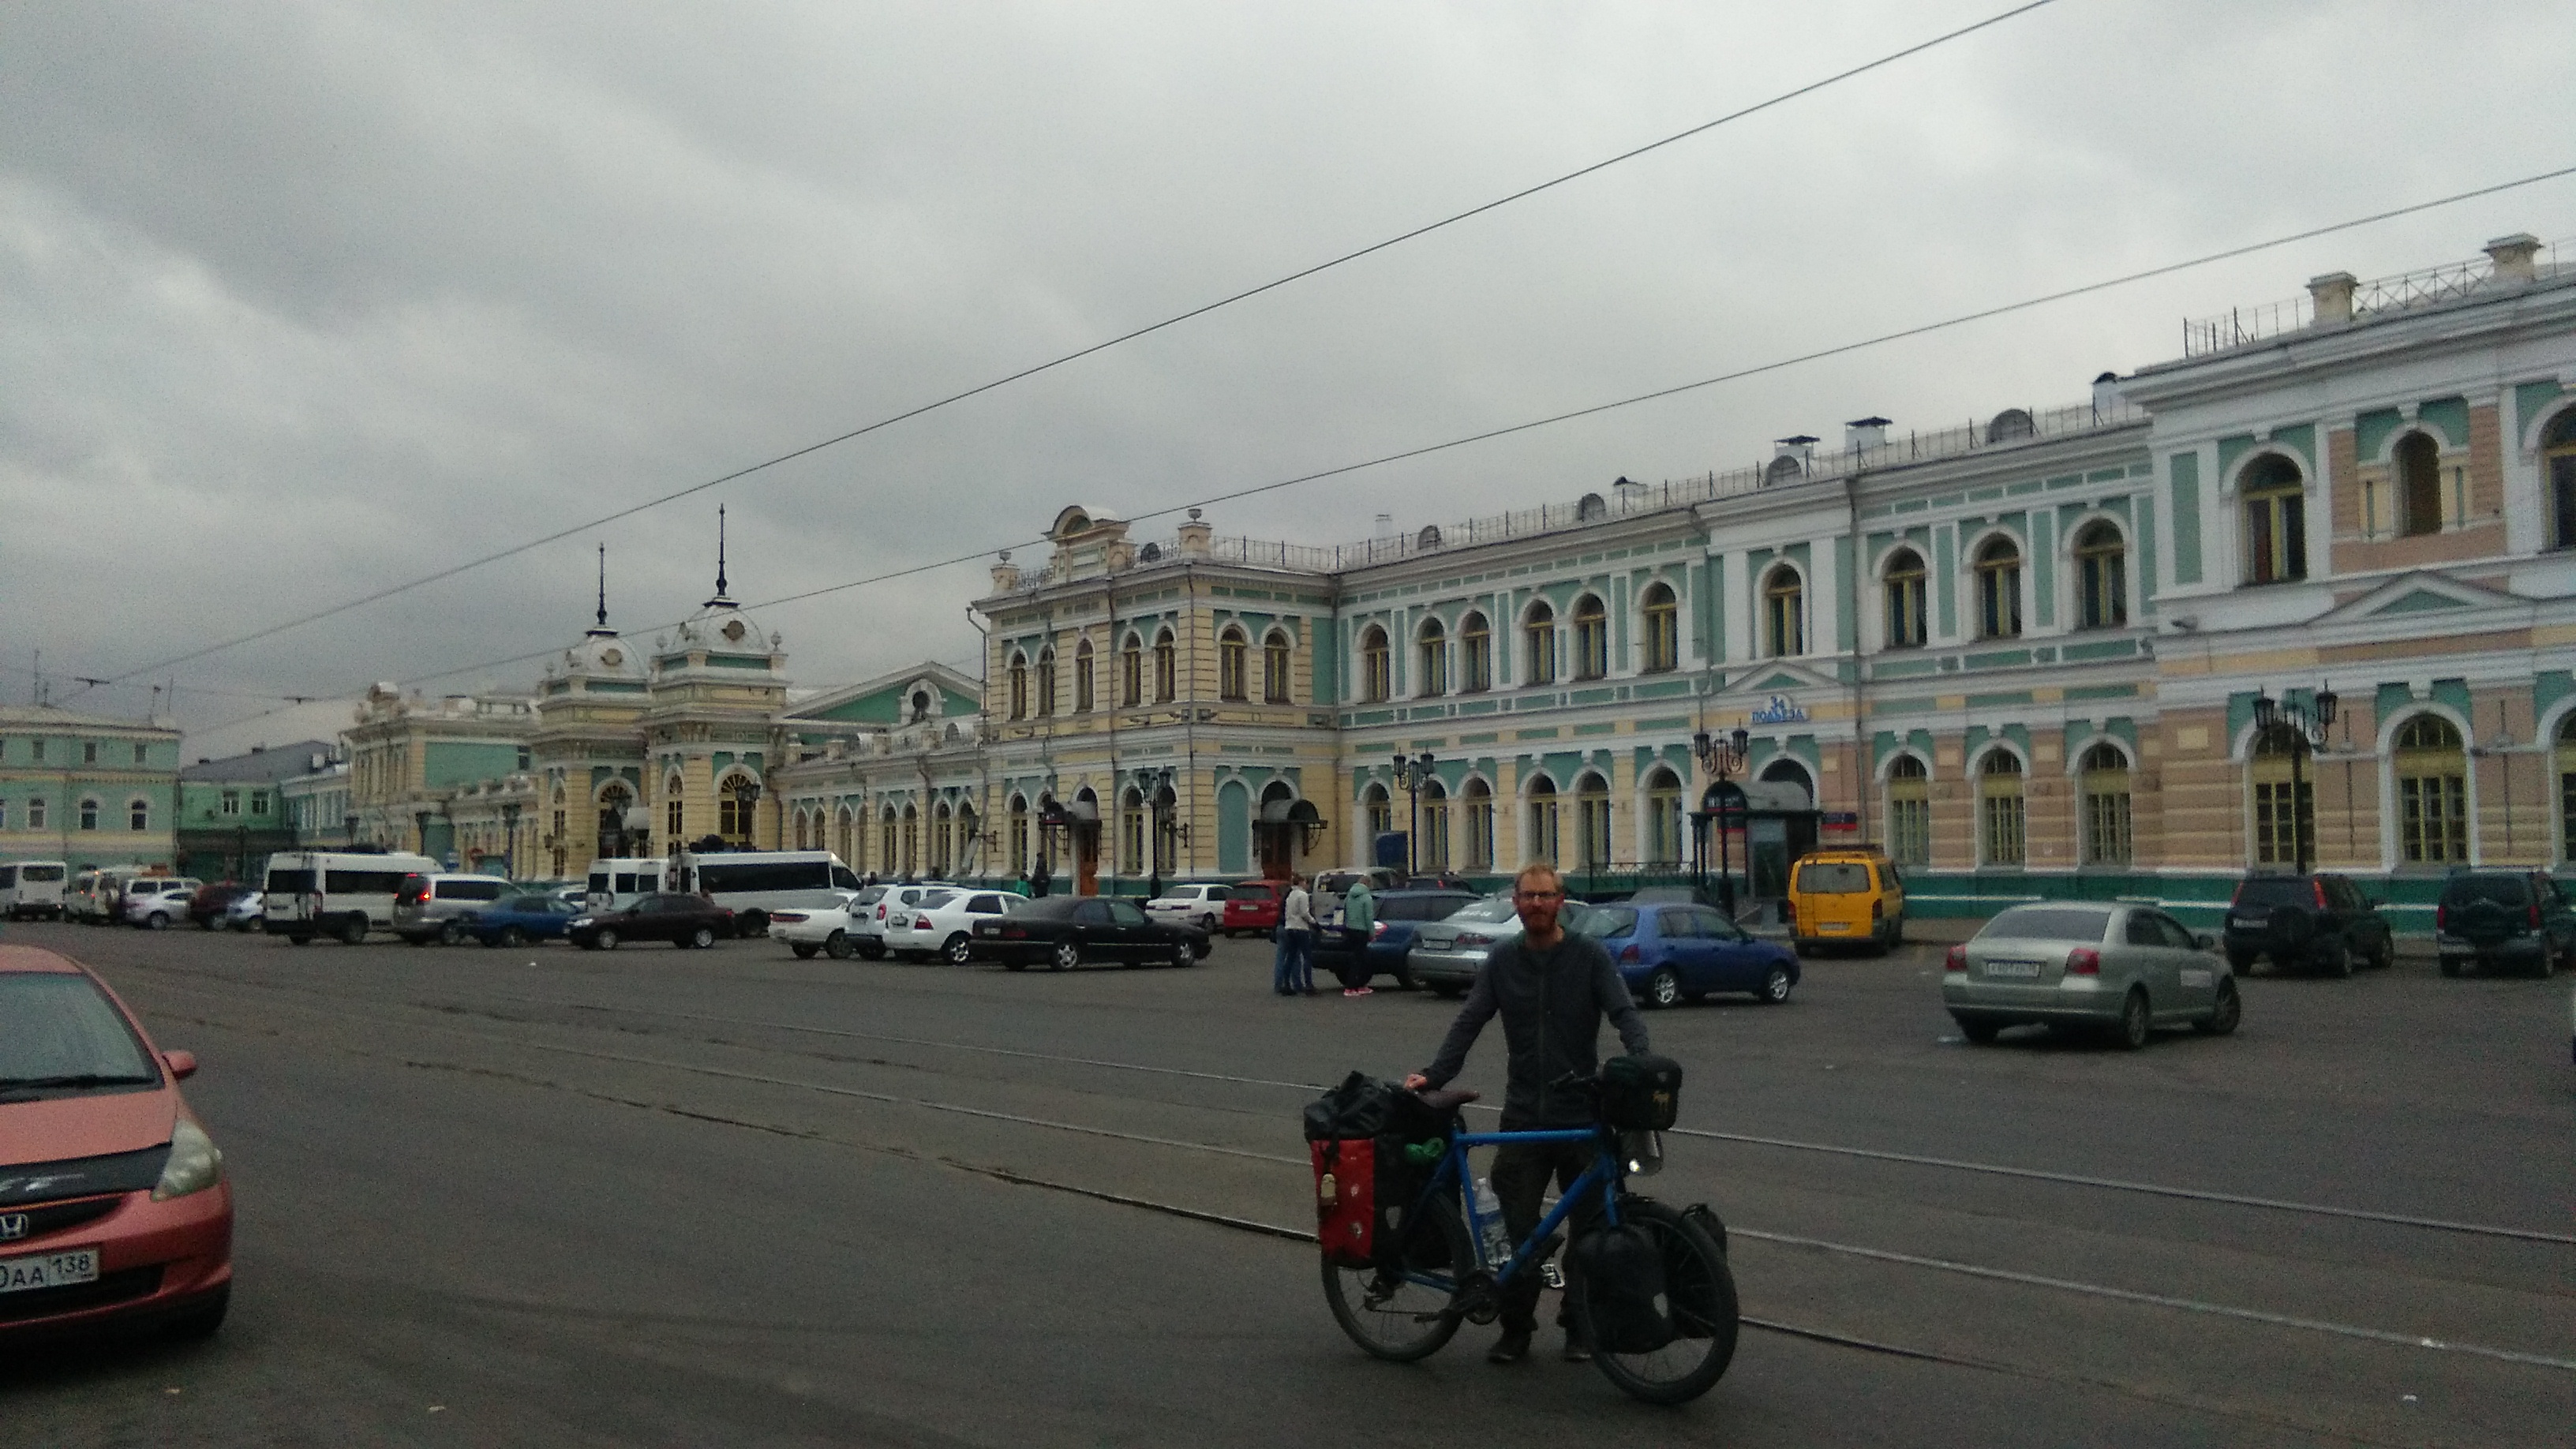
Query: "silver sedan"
1942 902 2239 1049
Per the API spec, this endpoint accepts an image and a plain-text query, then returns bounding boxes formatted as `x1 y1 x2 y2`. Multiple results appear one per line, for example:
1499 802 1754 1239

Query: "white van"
0 861 69 920
583 856 668 915
264 850 441 945
69 870 135 924
667 849 862 937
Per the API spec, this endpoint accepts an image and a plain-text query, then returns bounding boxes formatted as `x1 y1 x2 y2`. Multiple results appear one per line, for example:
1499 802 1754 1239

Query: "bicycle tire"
1320 1194 1471 1363
1572 1198 1739 1406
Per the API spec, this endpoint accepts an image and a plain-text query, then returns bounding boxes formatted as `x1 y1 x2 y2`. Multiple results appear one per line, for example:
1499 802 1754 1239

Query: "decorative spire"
586 544 615 637
705 504 732 607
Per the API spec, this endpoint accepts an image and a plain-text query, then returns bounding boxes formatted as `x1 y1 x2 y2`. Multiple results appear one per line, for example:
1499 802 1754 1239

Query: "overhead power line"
340 162 2576 705
95 0 2065 688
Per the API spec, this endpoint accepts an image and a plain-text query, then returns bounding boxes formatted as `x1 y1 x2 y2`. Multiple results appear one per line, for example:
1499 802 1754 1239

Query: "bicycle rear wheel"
1572 1198 1739 1405
1320 1195 1471 1362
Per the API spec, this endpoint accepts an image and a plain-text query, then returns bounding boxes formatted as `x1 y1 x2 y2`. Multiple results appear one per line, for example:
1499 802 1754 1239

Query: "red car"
1220 878 1286 938
0 945 233 1342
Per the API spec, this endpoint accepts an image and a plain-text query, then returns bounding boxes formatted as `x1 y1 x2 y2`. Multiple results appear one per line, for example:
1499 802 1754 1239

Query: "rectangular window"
84 742 99 765
28 799 45 829
2081 791 2132 866
251 791 269 815
134 743 149 765
1979 794 2025 867
2398 773 2468 863
221 791 241 816
1887 797 1930 868
31 740 43 762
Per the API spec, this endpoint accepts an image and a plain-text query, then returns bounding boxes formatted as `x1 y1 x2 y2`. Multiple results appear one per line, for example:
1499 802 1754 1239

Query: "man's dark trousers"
1491 1137 1601 1337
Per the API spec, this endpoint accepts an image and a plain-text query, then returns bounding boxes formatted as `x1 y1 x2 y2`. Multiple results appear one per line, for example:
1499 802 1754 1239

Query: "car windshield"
1443 897 1519 924
0 974 159 1090
2234 878 2316 907
1574 906 1637 938
1795 862 1873 894
1979 907 2114 943
2441 875 2531 908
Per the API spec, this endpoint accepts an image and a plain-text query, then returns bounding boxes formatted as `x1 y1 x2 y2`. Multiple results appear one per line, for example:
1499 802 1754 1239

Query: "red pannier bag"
1310 1136 1379 1267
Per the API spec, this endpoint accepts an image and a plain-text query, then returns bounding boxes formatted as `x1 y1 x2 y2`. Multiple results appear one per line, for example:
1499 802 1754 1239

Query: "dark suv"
2434 872 2575 978
2221 874 2394 977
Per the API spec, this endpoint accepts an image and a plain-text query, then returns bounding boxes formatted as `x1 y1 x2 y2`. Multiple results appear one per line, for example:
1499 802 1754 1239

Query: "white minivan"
583 856 668 915
667 849 863 937
0 861 69 920
264 850 441 945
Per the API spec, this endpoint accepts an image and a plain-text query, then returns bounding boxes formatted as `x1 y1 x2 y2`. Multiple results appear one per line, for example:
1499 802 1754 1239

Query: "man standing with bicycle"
1406 860 1648 1365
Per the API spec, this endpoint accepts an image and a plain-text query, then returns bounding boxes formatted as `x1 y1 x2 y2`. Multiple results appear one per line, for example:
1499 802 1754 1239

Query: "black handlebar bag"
1599 1053 1683 1131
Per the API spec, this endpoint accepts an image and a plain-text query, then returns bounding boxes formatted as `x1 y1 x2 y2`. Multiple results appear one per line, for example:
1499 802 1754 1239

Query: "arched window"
1526 775 1560 864
1978 751 2024 867
1120 634 1144 707
717 774 758 841
666 775 685 843
2394 714 2468 864
1219 627 1249 701
2248 730 2313 867
2556 713 2576 864
837 806 856 866
2073 524 2127 630
932 801 954 875
1974 537 2023 639
899 803 919 877
1883 549 1927 649
1522 602 1557 686
1574 774 1611 875
1008 796 1030 875
1639 583 1679 673
1885 755 1930 867
1263 631 1294 703
2241 455 2308 585
793 809 811 851
1459 612 1492 692
1006 653 1028 720
1572 596 1608 680
1763 567 1804 657
128 799 149 832
2396 432 2442 537
1075 639 1096 712
881 807 899 874
1361 625 1391 702
957 802 979 874
1417 618 1448 697
1364 782 1392 841
1462 778 1495 870
1643 768 1682 866
1153 628 1177 702
2545 408 2576 551
1420 779 1450 869
2078 743 2132 867
1120 788 1147 876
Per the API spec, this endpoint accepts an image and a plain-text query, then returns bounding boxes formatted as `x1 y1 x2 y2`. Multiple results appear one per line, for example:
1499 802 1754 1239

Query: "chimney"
1844 417 1889 451
1374 512 1395 540
1177 506 1212 558
989 549 1021 593
2485 232 2542 283
2308 271 2357 325
1775 435 1818 462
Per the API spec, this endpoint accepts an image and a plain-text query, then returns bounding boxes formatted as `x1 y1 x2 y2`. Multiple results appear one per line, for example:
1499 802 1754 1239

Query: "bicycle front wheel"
1574 1198 1739 1406
1320 1194 1471 1362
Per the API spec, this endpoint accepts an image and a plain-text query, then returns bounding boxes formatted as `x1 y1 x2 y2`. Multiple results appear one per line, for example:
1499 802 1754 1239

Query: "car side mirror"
2195 934 2216 952
163 1050 199 1080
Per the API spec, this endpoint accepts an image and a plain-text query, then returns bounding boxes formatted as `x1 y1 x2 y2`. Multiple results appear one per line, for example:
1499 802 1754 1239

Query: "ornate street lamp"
2248 682 2336 875
1144 766 1177 900
1391 750 1438 881
1692 724 1753 915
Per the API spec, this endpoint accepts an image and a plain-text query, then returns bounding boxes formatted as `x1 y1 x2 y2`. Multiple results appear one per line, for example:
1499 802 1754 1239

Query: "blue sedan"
455 893 581 948
1578 901 1799 1008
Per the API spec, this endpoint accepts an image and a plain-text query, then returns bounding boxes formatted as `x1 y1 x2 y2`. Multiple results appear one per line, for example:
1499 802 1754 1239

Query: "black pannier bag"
1303 1072 1457 1271
1567 1222 1676 1354
1598 1053 1683 1131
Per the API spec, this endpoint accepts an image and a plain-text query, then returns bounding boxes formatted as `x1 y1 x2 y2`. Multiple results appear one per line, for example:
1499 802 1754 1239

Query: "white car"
769 892 865 960
883 888 1025 964
852 882 962 960
122 878 204 929
1144 882 1233 933
222 891 266 932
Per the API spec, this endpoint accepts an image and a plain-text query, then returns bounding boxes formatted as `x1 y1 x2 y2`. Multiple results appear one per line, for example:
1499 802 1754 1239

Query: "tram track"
116 968 2576 1379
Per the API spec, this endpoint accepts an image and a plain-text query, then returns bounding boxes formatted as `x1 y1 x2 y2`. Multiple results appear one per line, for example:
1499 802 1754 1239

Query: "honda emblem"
0 1212 26 1241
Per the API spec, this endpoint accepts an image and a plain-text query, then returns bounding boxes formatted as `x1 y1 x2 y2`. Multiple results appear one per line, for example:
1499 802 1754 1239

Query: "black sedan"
973 895 1210 971
568 893 736 950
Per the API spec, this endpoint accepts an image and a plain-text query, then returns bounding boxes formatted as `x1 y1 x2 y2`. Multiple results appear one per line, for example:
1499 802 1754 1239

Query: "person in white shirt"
1272 874 1316 995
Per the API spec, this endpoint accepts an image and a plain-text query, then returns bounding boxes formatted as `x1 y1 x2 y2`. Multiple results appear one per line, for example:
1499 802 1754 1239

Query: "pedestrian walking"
1337 875 1377 996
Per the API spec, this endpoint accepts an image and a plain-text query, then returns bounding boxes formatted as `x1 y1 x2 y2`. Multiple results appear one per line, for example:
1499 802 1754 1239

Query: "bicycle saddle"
1414 1088 1480 1111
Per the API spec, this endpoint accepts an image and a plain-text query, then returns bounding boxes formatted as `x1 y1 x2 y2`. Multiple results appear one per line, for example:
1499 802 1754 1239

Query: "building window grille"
2077 743 2132 866
2393 713 2469 863
1361 626 1391 703
1977 751 2024 867
1639 585 1679 673
1885 755 1930 867
2241 455 2308 585
1883 550 1927 649
1572 596 1608 680
1219 627 1249 701
1763 567 1804 657
1974 537 2024 639
2073 523 2128 631
1522 603 1556 686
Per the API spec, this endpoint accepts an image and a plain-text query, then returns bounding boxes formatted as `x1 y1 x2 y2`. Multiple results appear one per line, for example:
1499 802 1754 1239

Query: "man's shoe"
1560 1333 1593 1363
1487 1330 1533 1365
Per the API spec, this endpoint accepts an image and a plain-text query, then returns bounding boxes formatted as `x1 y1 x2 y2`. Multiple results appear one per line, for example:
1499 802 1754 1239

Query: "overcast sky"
7 0 2574 758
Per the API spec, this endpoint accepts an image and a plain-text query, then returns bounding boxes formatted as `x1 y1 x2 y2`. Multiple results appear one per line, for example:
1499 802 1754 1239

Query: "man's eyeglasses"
1514 889 1564 901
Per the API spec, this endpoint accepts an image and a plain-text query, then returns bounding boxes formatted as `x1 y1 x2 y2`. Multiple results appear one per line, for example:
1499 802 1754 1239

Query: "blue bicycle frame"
1403 1124 1624 1295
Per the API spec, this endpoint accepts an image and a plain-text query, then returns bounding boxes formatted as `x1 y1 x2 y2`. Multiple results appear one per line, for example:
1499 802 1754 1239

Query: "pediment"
2317 571 2523 626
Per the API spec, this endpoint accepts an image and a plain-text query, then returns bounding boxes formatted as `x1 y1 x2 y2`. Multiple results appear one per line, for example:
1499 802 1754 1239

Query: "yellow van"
1784 848 1905 955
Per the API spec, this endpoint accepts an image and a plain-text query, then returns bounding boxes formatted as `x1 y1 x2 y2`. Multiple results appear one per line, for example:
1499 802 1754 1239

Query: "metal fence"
2183 235 2569 358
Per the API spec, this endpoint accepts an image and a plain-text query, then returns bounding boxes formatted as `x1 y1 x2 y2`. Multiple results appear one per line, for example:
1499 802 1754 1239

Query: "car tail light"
2532 902 2544 928
1871 897 1885 921
2436 904 2448 930
2229 881 2247 905
2313 879 2328 910
1618 944 1642 964
2065 948 2101 975
1002 925 1027 939
915 915 933 930
875 904 887 920
1371 921 1389 938
1781 900 1797 927
1943 945 1967 973
1458 931 1494 946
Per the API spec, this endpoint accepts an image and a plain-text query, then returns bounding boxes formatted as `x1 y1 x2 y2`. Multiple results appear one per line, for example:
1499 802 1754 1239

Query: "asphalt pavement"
5 919 2570 1447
